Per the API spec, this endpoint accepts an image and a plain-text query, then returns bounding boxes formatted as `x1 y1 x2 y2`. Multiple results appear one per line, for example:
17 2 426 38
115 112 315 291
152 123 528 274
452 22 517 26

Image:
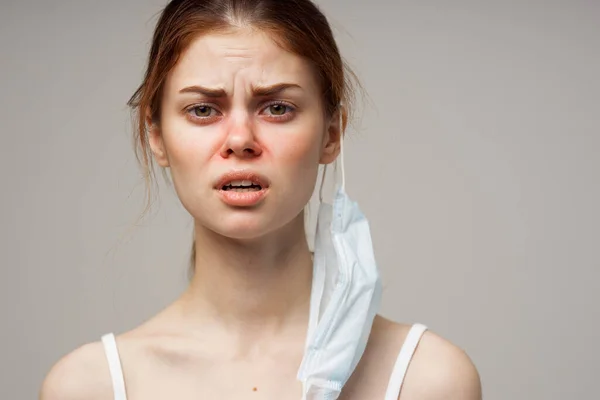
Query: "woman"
41 0 481 399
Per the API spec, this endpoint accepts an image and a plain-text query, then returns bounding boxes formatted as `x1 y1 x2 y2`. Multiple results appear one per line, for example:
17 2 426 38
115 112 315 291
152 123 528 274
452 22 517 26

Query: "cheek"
159 122 224 208
162 121 220 171
269 127 324 190
271 109 325 158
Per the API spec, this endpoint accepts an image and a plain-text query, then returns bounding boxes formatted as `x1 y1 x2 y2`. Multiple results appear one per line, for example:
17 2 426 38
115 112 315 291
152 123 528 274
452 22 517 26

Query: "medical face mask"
297 129 383 400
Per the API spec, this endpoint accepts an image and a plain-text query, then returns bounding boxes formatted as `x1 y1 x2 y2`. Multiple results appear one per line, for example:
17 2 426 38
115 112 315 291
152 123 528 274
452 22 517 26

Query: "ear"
146 111 170 168
319 108 343 165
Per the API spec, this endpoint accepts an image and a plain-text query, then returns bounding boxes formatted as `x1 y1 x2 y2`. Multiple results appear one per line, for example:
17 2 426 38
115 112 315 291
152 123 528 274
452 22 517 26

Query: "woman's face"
149 28 340 240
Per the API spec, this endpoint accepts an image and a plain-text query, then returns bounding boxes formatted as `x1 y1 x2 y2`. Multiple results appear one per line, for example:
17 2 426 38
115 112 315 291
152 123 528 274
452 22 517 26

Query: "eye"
190 105 216 118
268 104 287 115
262 102 295 118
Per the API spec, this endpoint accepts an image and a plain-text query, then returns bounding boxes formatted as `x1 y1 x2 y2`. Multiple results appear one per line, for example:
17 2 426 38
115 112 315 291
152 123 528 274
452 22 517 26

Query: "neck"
180 212 313 338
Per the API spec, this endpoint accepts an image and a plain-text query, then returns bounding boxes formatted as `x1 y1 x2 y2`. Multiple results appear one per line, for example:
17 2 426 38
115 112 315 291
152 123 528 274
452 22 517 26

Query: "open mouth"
221 180 263 192
215 173 269 206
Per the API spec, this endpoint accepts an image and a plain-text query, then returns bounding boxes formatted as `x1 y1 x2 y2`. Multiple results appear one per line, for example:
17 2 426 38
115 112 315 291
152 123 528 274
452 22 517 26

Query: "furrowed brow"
179 85 227 98
252 83 302 97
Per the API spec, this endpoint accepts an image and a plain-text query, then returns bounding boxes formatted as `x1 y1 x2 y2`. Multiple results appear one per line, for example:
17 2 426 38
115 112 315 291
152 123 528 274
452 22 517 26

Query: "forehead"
164 28 320 93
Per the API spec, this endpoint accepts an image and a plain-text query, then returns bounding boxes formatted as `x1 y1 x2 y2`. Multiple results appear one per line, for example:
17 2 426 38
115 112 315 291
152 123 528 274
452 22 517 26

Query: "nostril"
222 144 261 158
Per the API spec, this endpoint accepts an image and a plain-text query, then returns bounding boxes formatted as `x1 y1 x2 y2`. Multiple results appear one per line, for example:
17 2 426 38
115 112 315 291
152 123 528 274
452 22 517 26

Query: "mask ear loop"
339 123 346 192
318 105 345 203
319 164 327 203
338 102 346 192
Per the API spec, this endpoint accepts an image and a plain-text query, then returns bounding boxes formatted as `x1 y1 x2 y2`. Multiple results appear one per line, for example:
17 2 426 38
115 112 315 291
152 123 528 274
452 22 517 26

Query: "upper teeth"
227 180 256 187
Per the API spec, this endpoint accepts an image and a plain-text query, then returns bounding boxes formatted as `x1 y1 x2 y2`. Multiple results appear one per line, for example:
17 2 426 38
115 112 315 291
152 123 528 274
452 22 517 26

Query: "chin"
189 195 307 242
207 213 279 241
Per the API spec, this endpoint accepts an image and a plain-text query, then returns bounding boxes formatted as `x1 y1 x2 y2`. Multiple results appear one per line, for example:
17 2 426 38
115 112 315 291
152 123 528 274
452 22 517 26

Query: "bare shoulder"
381 317 482 400
39 340 113 400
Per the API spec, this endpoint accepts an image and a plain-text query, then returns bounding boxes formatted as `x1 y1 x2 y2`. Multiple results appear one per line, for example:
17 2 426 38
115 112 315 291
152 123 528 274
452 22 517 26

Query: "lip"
214 170 270 190
214 170 270 207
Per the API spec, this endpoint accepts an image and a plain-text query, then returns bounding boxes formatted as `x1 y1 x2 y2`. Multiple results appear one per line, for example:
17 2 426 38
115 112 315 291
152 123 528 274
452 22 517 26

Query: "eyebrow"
178 83 302 98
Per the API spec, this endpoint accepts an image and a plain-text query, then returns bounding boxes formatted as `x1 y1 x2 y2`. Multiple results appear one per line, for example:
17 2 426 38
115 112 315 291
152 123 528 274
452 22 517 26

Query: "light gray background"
1 0 598 399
